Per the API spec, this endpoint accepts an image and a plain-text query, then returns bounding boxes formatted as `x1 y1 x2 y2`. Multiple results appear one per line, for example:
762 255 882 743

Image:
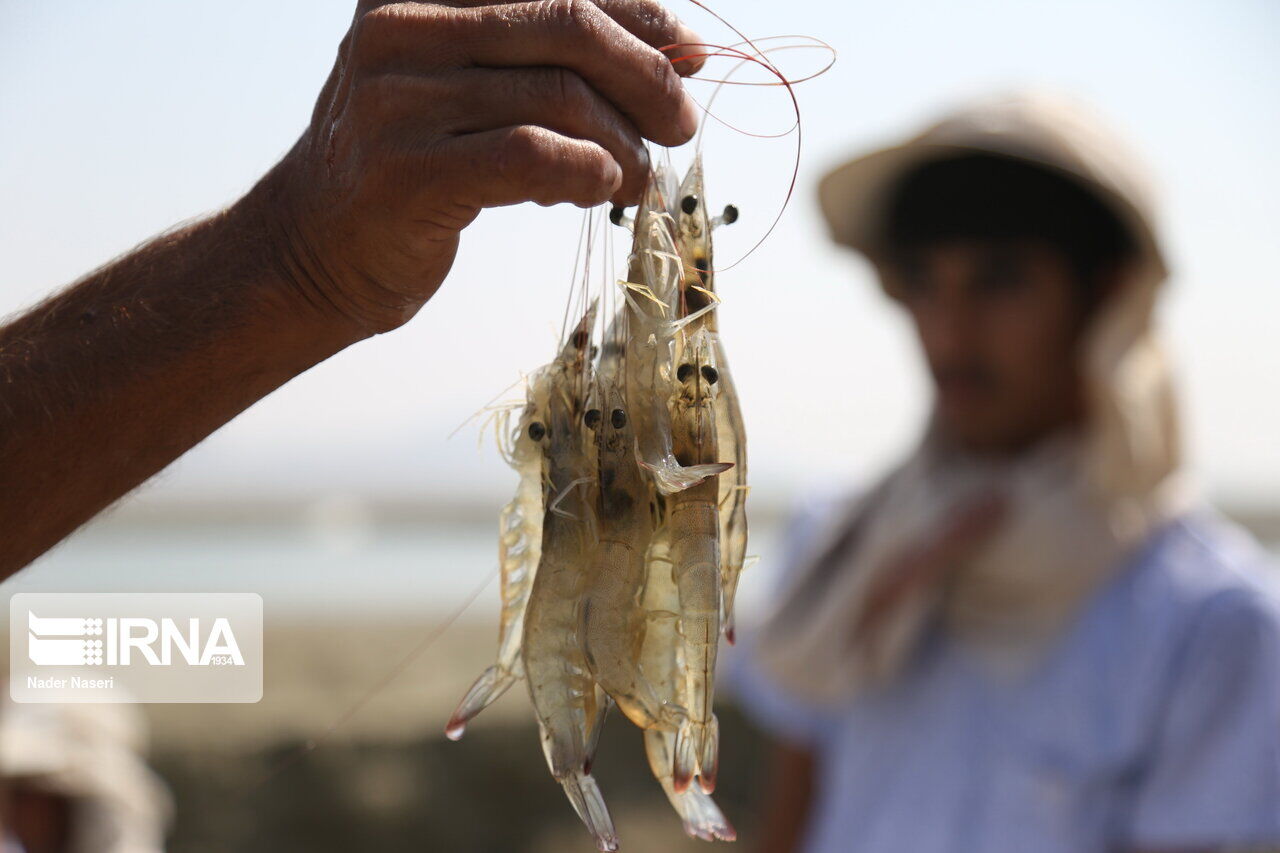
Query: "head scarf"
0 697 172 852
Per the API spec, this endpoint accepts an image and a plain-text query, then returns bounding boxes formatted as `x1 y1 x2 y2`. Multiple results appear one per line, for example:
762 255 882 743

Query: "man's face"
884 240 1091 454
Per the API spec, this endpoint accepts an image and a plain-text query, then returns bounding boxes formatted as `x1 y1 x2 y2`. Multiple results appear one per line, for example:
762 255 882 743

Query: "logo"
27 612 244 667
27 613 105 666
11 593 262 703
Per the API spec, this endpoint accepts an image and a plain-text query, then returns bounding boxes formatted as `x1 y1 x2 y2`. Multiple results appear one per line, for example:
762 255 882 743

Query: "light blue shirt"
729 506 1280 852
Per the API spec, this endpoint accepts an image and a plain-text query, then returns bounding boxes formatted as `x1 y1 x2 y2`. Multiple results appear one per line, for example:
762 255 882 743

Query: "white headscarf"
757 92 1188 704
0 697 172 853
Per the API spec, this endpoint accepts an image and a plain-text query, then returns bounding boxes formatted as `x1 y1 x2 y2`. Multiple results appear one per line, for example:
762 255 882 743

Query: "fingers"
366 68 650 203
433 0 708 76
577 0 707 76
352 0 700 146
428 125 624 209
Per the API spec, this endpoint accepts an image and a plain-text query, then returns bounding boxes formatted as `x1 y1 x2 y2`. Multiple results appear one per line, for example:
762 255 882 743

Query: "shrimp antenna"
659 1 836 271
448 372 529 440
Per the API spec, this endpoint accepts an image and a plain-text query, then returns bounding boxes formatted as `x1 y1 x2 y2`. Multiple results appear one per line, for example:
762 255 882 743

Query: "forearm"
0 0 703 578
0 169 364 576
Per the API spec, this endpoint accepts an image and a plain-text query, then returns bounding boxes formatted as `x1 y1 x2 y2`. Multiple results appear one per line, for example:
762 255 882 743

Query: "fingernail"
677 93 701 140
605 158 623 192
674 24 705 73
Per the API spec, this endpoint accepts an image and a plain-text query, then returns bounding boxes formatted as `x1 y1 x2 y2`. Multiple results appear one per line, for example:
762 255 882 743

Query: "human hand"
252 0 705 337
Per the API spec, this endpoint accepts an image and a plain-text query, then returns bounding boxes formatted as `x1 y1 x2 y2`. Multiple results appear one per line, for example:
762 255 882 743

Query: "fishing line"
652 0 837 273
244 564 498 797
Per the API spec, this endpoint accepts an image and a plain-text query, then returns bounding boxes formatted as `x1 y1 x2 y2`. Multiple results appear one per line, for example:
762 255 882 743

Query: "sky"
1 0 1278 512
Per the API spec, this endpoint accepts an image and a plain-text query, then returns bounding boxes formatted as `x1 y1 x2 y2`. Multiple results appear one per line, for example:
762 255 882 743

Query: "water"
2 516 786 624
4 509 1272 624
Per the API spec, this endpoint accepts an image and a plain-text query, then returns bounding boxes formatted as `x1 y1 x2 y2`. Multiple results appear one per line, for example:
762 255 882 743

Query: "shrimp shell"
666 329 725 794
581 334 698 734
674 155 750 643
622 167 726 494
445 370 551 739
520 307 619 852
639 520 736 841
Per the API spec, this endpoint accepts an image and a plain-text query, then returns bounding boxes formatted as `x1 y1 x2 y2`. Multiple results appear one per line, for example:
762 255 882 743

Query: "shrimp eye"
610 408 627 429
571 329 590 350
701 365 719 385
528 422 546 441
722 204 739 224
681 194 699 215
676 363 695 382
584 409 602 429
609 205 626 226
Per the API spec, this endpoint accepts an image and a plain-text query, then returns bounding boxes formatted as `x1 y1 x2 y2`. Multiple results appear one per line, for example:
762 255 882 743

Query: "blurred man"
732 93 1280 852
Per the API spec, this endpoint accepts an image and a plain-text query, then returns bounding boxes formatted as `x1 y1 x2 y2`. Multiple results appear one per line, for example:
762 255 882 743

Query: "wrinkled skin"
261 0 707 336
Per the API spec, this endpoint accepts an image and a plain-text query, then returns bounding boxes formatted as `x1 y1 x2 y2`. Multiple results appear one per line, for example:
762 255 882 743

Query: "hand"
250 0 705 337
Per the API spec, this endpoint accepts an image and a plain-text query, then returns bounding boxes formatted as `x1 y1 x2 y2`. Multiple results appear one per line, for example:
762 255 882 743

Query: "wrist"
228 153 377 356
235 141 438 344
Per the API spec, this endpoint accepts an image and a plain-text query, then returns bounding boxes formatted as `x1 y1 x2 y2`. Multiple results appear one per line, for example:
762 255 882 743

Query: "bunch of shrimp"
444 158 748 851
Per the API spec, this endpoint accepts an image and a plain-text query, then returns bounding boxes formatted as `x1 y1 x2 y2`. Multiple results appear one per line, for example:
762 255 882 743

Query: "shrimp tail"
673 714 721 795
644 727 735 841
642 461 734 494
678 785 737 842
444 664 516 740
583 687 612 775
560 771 620 853
673 721 698 793
698 714 720 794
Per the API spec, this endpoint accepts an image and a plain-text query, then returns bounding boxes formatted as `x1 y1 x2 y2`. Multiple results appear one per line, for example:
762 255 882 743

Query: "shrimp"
617 167 727 495
445 369 552 740
674 155 750 643
644 730 736 842
666 328 725 794
452 160 747 843
711 361 748 644
640 522 737 841
580 356 683 732
520 305 619 852
422 14 829 841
